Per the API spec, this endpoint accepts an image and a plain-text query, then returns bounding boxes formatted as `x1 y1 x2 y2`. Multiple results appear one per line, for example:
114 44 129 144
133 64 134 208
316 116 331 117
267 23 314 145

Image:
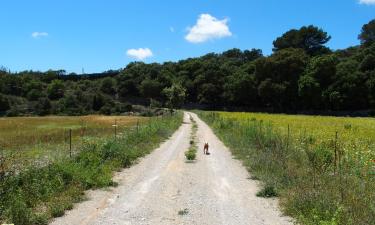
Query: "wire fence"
0 119 144 178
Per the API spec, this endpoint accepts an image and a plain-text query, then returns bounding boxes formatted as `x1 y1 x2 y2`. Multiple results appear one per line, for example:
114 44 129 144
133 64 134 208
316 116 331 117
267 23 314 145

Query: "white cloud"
126 48 153 61
31 32 48 38
170 26 175 32
359 0 375 5
185 14 232 43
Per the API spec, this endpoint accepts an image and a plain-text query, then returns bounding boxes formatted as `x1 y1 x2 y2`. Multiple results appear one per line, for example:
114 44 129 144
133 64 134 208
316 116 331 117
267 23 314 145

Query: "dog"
203 142 210 155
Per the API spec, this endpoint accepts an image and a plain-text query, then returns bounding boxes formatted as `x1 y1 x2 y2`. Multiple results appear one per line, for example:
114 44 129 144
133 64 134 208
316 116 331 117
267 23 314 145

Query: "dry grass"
0 115 147 172
0 115 146 148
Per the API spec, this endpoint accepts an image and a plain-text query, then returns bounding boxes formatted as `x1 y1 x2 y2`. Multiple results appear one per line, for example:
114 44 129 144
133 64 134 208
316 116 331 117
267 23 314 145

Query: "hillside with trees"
0 19 374 116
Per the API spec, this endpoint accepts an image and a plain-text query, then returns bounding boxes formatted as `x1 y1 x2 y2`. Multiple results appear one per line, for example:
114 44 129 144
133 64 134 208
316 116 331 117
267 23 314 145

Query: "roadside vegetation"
0 115 147 172
185 115 198 161
199 111 375 225
0 112 182 225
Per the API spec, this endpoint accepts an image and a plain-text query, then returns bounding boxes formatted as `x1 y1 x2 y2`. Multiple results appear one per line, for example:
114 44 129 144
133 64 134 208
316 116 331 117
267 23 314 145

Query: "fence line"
0 118 154 177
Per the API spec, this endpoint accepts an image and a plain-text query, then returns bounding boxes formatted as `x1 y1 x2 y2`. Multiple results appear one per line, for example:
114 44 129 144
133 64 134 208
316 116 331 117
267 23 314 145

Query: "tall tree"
100 77 117 95
47 80 65 100
0 94 10 112
359 19 375 46
163 83 186 111
273 25 331 55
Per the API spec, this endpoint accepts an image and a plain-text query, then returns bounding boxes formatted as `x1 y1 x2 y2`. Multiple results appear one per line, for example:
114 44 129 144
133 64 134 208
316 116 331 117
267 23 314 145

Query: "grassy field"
199 111 375 225
0 115 147 148
0 113 182 225
0 115 147 172
217 112 375 164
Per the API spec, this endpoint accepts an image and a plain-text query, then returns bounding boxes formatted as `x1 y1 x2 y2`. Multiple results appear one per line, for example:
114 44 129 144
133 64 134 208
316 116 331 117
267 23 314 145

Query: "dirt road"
51 112 292 225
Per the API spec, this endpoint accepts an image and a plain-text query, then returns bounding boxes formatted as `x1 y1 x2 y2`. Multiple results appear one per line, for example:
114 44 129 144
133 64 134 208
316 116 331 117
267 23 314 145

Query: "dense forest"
0 19 374 116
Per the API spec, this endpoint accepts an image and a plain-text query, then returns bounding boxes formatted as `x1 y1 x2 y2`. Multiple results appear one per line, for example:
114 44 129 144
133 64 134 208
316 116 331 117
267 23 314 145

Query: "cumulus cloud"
31 32 48 38
126 48 153 60
359 0 375 4
185 14 232 43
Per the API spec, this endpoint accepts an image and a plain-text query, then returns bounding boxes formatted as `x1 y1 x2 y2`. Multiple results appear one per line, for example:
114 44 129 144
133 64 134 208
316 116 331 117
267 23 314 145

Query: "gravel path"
51 112 293 225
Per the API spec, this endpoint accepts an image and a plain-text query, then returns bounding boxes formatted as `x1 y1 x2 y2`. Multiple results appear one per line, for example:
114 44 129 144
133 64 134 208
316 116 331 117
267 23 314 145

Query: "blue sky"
0 0 374 73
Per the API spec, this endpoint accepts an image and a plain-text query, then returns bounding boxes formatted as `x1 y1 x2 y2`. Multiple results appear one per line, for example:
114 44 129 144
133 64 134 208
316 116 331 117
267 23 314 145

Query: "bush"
50 204 65 218
31 214 49 225
185 150 196 160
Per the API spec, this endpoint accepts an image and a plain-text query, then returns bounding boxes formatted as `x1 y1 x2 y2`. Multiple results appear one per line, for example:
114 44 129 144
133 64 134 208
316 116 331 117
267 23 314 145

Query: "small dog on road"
203 142 210 155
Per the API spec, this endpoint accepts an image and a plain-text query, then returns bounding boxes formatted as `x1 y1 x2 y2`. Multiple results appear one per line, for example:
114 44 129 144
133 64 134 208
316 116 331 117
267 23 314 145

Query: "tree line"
0 19 374 116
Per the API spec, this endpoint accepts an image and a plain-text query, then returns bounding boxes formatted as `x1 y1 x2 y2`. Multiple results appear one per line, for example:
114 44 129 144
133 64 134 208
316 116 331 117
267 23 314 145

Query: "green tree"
243 49 263 61
47 80 65 100
258 78 287 109
100 77 116 95
163 83 186 110
298 75 321 109
273 25 331 55
304 55 338 89
255 48 308 109
27 89 45 101
359 19 375 46
0 94 10 112
92 93 105 111
223 71 257 106
139 79 163 99
360 54 375 72
35 97 51 116
325 60 368 110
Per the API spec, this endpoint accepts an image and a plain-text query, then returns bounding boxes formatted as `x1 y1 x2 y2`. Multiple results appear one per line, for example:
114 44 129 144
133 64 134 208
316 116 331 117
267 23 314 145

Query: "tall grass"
199 111 375 225
0 113 182 225
0 115 147 174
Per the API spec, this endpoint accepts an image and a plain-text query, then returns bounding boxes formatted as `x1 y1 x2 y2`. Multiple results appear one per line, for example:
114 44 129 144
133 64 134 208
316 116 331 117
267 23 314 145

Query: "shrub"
256 185 278 198
50 204 65 218
185 150 196 160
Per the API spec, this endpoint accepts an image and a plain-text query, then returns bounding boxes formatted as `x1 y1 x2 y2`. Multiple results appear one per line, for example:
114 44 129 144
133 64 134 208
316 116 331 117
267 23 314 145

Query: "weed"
178 208 189 215
185 150 196 160
249 175 259 180
256 185 278 198
50 204 65 218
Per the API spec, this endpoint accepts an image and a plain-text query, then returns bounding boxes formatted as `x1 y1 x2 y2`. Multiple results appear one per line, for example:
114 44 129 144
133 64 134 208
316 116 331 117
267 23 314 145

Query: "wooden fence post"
286 124 290 152
334 131 338 176
69 129 72 158
137 120 139 133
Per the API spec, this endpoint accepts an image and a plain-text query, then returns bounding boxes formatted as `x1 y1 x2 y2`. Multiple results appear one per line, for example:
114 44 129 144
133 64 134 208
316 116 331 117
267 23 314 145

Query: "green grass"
198 111 375 225
0 113 182 225
185 115 198 161
0 115 147 173
185 148 197 160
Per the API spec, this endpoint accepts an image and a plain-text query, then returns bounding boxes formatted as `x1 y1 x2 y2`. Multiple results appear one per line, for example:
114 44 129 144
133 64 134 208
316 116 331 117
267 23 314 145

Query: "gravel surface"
51 112 293 225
